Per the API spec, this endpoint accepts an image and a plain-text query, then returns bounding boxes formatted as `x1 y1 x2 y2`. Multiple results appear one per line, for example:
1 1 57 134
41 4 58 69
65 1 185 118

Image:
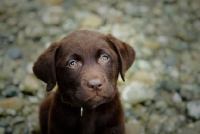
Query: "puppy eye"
101 54 109 61
68 60 77 68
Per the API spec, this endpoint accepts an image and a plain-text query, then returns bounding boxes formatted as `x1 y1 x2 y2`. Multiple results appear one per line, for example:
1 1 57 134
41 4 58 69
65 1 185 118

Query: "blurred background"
0 0 200 134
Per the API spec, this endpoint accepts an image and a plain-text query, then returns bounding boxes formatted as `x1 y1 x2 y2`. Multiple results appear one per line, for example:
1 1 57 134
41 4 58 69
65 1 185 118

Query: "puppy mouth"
88 96 104 102
84 95 107 106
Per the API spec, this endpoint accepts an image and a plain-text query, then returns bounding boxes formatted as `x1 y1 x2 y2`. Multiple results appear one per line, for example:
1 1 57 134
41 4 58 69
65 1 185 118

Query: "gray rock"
42 6 64 25
10 116 25 125
136 60 152 71
187 100 200 120
125 120 144 134
180 84 194 100
0 97 24 111
132 71 154 85
0 127 5 134
81 15 103 28
143 40 161 51
23 75 41 93
160 80 180 92
172 92 182 104
122 82 156 104
6 47 22 60
2 85 18 97
163 116 180 133
42 0 64 5
147 114 166 134
25 21 45 38
181 121 200 134
163 56 179 66
170 41 189 52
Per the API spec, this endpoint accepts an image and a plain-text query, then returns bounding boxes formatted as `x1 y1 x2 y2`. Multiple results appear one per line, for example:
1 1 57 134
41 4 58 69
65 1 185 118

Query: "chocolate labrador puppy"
33 30 135 134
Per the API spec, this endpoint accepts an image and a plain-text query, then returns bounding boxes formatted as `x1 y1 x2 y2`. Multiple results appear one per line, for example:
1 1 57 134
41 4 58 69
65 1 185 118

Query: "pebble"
81 15 103 28
143 40 161 51
132 71 154 85
0 97 24 111
181 121 200 134
147 114 166 134
187 100 200 120
136 60 152 71
122 82 156 104
25 21 45 38
125 120 143 134
163 56 179 66
160 80 180 92
42 6 64 25
6 47 22 60
42 0 64 5
10 116 25 125
0 127 5 134
23 75 41 93
2 85 18 97
172 92 182 104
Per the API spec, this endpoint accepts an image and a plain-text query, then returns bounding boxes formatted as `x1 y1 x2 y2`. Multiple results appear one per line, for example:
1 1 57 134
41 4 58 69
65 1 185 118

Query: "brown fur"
33 30 135 134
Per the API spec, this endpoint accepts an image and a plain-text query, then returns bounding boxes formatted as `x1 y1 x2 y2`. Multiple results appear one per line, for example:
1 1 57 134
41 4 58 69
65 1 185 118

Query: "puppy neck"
80 106 97 116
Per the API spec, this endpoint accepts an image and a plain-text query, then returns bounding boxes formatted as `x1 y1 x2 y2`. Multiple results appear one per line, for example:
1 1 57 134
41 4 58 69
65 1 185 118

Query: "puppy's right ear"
33 42 60 91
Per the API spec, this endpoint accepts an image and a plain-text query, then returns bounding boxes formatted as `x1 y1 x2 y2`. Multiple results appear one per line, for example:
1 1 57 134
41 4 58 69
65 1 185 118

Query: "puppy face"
33 30 135 107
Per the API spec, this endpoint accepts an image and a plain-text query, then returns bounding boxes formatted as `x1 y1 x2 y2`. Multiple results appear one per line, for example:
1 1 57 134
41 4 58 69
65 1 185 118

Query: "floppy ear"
106 34 135 81
33 42 60 91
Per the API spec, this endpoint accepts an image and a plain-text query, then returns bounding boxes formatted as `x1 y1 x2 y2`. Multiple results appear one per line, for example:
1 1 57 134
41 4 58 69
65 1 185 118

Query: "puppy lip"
86 95 105 102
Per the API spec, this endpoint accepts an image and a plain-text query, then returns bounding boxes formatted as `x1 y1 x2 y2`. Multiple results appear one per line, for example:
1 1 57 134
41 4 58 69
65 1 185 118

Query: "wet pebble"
6 47 22 60
187 100 200 120
2 85 18 97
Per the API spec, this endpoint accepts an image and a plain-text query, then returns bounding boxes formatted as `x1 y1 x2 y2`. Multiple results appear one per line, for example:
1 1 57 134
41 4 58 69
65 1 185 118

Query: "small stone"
143 40 161 51
23 75 41 93
180 84 193 100
42 0 64 5
42 6 64 25
0 97 24 111
26 62 34 74
181 121 200 134
28 96 39 104
6 109 17 116
13 68 26 84
132 71 154 85
163 116 180 133
163 56 179 66
10 116 25 125
6 17 18 26
81 15 103 28
147 114 166 134
155 100 168 110
0 127 5 134
2 85 18 97
172 92 182 104
122 82 156 104
160 80 180 92
25 21 45 38
187 100 200 120
6 47 22 60
136 60 152 71
125 120 143 134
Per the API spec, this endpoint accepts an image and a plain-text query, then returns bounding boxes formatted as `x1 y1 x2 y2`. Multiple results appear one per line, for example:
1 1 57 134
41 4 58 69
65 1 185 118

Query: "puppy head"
33 30 135 107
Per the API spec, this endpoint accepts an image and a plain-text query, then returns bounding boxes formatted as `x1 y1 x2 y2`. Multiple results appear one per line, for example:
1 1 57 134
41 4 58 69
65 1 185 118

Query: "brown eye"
101 54 109 61
68 60 77 68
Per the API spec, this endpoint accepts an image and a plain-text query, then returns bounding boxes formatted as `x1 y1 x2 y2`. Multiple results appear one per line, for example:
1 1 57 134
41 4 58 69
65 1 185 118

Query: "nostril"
87 79 103 90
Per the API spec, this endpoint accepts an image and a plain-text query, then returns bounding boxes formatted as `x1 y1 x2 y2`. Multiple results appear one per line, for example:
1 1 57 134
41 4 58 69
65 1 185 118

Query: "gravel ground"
0 0 200 134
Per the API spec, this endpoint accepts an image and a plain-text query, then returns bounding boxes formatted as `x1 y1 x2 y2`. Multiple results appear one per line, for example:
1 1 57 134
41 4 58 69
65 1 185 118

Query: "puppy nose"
87 79 103 90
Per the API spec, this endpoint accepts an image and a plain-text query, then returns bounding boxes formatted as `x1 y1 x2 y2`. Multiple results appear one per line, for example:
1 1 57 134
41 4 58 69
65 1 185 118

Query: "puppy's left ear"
33 42 60 91
106 34 136 81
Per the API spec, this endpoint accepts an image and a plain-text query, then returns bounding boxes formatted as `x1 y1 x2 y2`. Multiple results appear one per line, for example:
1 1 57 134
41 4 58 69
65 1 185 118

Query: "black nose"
87 79 103 90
